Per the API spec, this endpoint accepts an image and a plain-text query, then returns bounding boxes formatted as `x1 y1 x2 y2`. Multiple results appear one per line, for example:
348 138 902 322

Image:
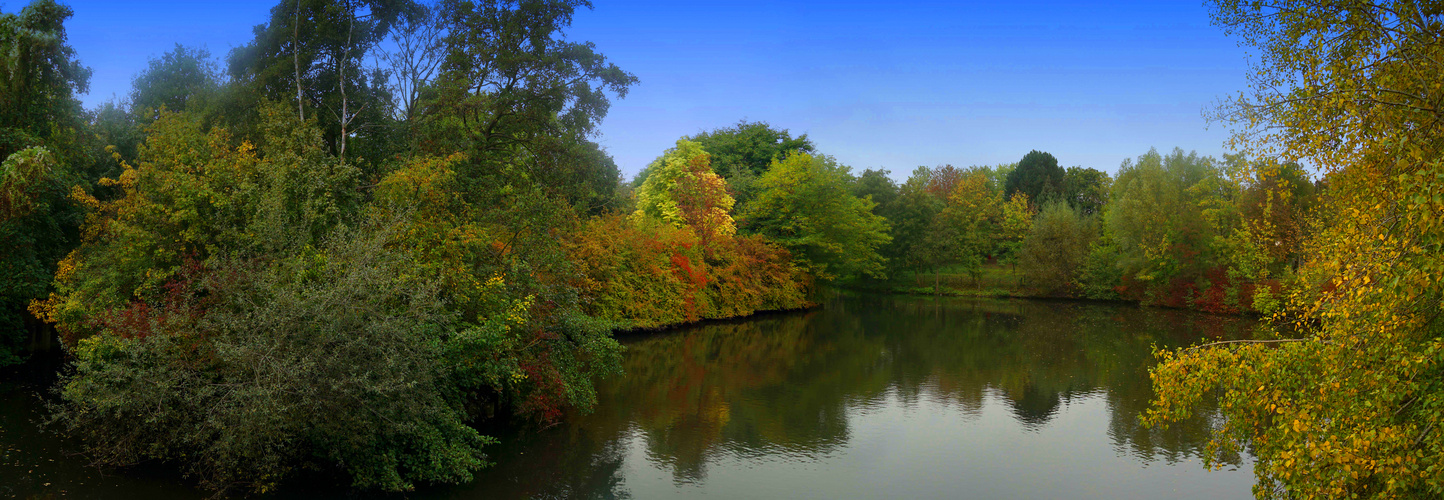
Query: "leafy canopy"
1144 2 1444 498
745 153 890 281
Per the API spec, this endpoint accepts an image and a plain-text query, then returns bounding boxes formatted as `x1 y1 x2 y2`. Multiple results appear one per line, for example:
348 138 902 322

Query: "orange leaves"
565 213 807 330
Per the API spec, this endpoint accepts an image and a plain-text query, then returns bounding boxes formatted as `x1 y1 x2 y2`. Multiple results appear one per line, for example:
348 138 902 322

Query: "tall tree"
418 0 635 205
1145 2 1444 498
851 168 899 212
880 166 948 279
1003 150 1064 204
0 0 89 366
227 0 413 161
648 120 815 210
130 45 221 121
940 169 1003 286
0 0 91 157
1062 166 1110 215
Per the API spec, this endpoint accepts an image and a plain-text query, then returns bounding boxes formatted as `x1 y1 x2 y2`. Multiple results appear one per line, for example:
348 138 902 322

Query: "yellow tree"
634 138 736 238
942 169 1001 287
1144 2 1444 498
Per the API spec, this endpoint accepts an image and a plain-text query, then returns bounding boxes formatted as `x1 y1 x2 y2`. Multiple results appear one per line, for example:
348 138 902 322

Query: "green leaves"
745 153 891 281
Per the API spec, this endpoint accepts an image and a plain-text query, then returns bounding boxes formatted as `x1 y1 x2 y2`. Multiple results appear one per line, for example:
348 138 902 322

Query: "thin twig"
1185 338 1310 351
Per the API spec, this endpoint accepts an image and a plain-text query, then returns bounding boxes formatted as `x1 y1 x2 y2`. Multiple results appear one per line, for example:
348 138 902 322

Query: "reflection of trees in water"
600 294 1256 480
601 314 854 482
458 294 1255 496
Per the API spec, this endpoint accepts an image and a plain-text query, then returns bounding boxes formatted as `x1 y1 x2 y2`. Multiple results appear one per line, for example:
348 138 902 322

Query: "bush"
52 224 490 493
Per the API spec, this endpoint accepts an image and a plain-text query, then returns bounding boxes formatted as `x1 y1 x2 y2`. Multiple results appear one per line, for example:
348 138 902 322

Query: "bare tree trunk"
294 0 305 121
339 12 353 160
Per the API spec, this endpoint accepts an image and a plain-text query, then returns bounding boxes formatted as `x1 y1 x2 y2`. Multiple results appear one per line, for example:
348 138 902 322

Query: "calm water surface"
2 292 1255 499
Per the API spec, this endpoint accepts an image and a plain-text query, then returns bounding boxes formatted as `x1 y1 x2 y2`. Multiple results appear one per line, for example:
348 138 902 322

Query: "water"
1 292 1256 499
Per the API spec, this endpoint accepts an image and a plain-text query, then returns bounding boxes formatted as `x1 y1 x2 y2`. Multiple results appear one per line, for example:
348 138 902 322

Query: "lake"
1 292 1255 499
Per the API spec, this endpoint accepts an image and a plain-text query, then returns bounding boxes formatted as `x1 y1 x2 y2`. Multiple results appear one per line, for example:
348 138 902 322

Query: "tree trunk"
294 0 305 121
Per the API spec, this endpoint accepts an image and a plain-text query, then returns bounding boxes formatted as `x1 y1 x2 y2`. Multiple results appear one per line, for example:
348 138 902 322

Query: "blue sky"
33 0 1251 180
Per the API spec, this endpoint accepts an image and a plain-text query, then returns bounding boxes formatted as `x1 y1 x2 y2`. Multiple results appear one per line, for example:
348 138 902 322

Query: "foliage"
370 152 624 425
34 106 358 344
0 0 91 152
1 146 80 366
939 168 1003 283
566 214 807 329
996 192 1035 268
1004 150 1063 204
1020 200 1098 294
633 139 734 239
1145 2 1444 498
851 168 898 211
1062 166 1110 215
650 120 814 209
226 0 412 162
419 0 636 209
1103 148 1228 298
130 45 222 122
51 224 491 493
877 167 947 276
745 153 891 281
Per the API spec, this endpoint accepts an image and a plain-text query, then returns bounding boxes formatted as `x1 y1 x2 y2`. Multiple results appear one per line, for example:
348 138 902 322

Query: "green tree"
1104 148 1226 290
851 168 899 212
0 0 90 365
879 167 948 279
1003 150 1064 204
130 44 221 122
745 153 890 281
650 120 814 210
1020 200 1099 293
417 0 635 209
52 223 490 493
1145 2 1444 498
0 0 91 157
1062 166 1110 215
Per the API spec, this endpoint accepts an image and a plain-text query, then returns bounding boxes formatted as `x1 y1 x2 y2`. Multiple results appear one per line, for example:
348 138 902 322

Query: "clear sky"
35 0 1252 180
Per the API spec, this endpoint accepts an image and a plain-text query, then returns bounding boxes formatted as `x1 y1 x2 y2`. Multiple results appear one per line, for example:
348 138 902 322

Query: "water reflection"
435 293 1254 499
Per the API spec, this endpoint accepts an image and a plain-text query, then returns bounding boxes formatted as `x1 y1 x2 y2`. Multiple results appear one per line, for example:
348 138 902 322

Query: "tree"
378 0 445 124
1062 166 1110 215
940 169 1002 287
0 0 91 156
633 138 736 248
1020 200 1098 293
0 0 89 366
652 120 814 210
1003 150 1064 203
130 45 222 122
52 223 491 492
227 0 413 161
745 153 890 281
996 192 1035 273
1145 2 1444 498
687 120 814 178
880 166 948 279
852 168 898 212
1104 148 1224 290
